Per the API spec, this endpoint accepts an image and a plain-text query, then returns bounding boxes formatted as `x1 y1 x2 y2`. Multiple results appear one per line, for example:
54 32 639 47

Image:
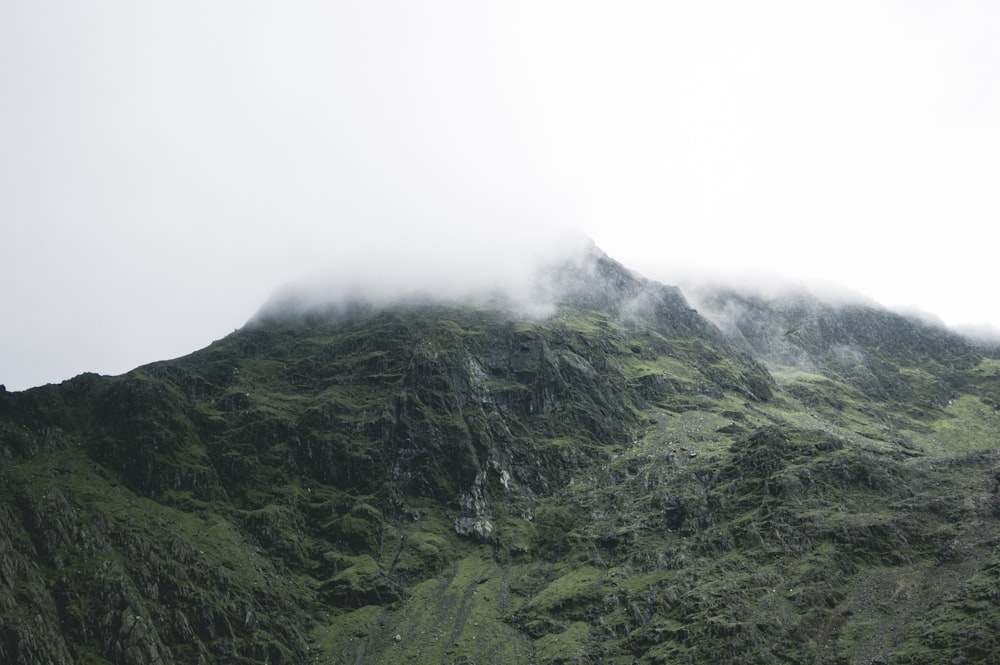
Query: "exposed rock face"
2 249 1000 664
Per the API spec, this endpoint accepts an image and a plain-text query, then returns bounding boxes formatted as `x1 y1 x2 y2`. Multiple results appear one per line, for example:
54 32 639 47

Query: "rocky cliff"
2 249 1000 664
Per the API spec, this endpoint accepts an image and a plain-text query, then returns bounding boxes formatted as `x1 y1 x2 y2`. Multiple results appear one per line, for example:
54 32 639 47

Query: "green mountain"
3 247 1000 664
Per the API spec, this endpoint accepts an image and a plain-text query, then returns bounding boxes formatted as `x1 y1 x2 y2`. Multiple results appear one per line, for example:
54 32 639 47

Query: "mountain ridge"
2 248 1000 664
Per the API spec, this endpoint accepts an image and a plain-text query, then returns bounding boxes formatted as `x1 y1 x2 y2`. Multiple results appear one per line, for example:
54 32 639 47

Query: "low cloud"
253 228 596 322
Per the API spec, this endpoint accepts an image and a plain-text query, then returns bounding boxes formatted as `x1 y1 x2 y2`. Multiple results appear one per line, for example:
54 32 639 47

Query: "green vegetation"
2 253 1000 663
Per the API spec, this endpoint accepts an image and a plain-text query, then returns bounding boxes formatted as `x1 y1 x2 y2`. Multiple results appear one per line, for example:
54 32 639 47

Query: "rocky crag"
3 247 1000 664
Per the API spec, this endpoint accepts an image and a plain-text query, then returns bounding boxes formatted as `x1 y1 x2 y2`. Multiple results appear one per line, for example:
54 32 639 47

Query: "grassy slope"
1 297 1000 664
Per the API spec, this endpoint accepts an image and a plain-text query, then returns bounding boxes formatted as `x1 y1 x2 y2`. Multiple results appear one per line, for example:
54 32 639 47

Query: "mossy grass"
4 277 1000 663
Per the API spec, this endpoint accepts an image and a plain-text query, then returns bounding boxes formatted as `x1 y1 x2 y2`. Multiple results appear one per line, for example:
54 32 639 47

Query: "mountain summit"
2 248 1000 664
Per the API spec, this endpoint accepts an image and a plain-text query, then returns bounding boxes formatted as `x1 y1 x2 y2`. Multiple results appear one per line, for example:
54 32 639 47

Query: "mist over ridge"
253 230 609 322
252 229 1000 352
6 1 1000 393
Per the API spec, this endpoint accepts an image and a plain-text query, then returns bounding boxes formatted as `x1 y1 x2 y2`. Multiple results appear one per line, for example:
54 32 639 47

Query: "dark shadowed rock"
2 249 1000 664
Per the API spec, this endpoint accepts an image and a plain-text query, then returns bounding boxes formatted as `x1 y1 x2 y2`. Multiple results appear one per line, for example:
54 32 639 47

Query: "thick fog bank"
251 231 598 322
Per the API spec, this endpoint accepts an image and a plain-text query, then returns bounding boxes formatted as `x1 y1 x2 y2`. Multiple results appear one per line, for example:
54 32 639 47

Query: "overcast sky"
2 1 999 390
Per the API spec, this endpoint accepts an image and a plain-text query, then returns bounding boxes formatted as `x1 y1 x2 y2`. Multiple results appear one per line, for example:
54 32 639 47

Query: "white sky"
2 1 999 390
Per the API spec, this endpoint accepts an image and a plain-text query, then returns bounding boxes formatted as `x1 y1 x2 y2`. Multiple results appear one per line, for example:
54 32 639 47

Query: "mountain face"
3 249 1000 665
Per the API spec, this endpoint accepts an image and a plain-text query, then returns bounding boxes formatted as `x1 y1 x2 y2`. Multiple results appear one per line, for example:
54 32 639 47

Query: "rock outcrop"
2 249 1000 663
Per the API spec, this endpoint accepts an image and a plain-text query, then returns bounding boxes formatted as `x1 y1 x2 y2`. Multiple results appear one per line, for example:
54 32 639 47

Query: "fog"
3 2 1000 390
253 229 597 321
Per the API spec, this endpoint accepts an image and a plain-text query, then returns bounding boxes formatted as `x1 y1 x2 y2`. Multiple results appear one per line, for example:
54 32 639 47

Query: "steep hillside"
2 251 1000 664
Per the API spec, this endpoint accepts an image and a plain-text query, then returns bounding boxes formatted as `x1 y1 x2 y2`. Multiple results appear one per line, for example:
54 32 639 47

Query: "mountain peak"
251 232 592 321
252 237 675 321
5 246 1000 664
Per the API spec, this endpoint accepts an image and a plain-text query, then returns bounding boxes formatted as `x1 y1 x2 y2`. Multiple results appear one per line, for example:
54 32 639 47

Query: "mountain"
2 246 1000 664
